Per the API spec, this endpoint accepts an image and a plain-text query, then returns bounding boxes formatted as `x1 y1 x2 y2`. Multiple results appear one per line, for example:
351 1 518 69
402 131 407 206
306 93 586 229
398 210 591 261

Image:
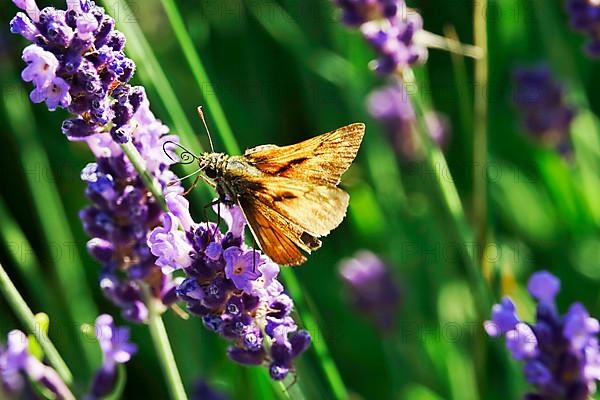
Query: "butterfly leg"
252 237 258 273
202 199 221 238
284 370 298 391
213 201 222 239
183 174 201 196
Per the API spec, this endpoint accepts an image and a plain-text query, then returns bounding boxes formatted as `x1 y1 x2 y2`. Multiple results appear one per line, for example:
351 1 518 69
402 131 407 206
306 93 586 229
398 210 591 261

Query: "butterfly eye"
204 166 218 179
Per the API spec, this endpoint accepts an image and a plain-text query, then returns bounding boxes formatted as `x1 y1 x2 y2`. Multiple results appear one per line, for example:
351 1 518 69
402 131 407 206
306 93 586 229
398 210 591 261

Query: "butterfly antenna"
197 106 215 153
166 167 203 187
163 140 200 165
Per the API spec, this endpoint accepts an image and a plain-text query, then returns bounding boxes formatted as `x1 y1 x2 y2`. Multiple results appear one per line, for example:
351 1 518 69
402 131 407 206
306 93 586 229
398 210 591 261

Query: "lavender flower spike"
148 194 311 380
11 0 184 322
485 271 600 399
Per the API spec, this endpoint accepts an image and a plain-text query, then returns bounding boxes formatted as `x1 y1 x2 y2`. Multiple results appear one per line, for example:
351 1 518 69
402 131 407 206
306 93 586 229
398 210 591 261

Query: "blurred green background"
2 0 600 399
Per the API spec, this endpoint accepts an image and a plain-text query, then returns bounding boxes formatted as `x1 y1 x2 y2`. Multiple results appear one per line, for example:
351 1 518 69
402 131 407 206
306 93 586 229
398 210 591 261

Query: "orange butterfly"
166 111 365 266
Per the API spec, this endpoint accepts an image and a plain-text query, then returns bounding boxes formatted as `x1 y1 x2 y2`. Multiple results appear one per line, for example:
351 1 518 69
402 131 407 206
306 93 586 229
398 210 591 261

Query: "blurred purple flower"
566 0 600 57
88 314 137 398
0 330 73 399
333 0 428 73
513 65 576 154
485 271 600 399
339 250 401 333
367 83 450 159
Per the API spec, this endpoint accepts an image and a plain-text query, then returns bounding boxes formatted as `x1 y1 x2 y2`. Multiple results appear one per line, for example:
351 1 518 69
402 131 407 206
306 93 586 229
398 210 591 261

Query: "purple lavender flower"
11 0 137 140
513 66 576 153
485 271 600 399
566 0 600 57
339 250 401 333
148 194 311 380
0 330 73 399
334 0 428 73
10 0 184 322
88 314 137 398
367 83 450 159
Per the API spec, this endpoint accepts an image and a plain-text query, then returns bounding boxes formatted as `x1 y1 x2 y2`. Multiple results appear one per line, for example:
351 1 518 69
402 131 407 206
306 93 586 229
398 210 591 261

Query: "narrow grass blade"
2 71 99 375
280 269 349 400
98 0 211 208
158 0 240 155
0 196 61 313
0 261 73 385
472 1 489 263
404 73 491 316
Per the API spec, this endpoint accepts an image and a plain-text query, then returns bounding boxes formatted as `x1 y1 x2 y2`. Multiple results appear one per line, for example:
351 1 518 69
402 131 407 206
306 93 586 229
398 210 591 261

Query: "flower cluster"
513 66 576 154
148 192 311 380
11 0 183 322
339 251 401 333
367 83 449 159
485 271 600 399
80 94 183 322
10 0 138 142
88 314 137 399
0 329 73 400
334 0 427 74
566 0 600 57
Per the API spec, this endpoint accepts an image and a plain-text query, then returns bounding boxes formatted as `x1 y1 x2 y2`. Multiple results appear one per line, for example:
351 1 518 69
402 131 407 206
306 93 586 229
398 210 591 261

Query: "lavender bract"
485 271 600 399
148 193 311 380
10 0 183 322
513 66 576 154
339 250 401 332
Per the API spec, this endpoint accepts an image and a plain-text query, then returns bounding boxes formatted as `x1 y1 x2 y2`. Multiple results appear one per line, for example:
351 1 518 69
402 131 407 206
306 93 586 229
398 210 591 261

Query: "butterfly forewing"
226 123 365 265
244 123 365 186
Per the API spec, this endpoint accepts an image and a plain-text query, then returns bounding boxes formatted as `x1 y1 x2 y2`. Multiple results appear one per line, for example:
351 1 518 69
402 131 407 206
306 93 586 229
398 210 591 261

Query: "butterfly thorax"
197 152 228 179
198 153 264 202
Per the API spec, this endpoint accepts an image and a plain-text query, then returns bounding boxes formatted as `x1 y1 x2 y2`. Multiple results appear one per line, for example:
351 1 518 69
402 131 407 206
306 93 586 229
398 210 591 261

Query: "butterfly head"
197 152 228 181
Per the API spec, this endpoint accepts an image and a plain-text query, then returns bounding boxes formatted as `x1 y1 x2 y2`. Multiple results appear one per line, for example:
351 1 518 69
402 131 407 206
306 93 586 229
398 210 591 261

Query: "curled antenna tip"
162 140 199 165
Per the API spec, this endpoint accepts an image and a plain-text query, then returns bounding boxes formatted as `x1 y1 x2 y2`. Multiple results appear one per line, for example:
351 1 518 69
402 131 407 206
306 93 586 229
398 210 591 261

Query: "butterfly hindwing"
242 176 349 237
238 195 315 266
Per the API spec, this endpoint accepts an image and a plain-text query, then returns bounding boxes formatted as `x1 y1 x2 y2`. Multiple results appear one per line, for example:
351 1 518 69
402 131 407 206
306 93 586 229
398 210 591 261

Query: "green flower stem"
118 144 186 399
142 286 188 400
473 0 489 266
0 261 73 385
120 142 168 212
403 75 491 316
